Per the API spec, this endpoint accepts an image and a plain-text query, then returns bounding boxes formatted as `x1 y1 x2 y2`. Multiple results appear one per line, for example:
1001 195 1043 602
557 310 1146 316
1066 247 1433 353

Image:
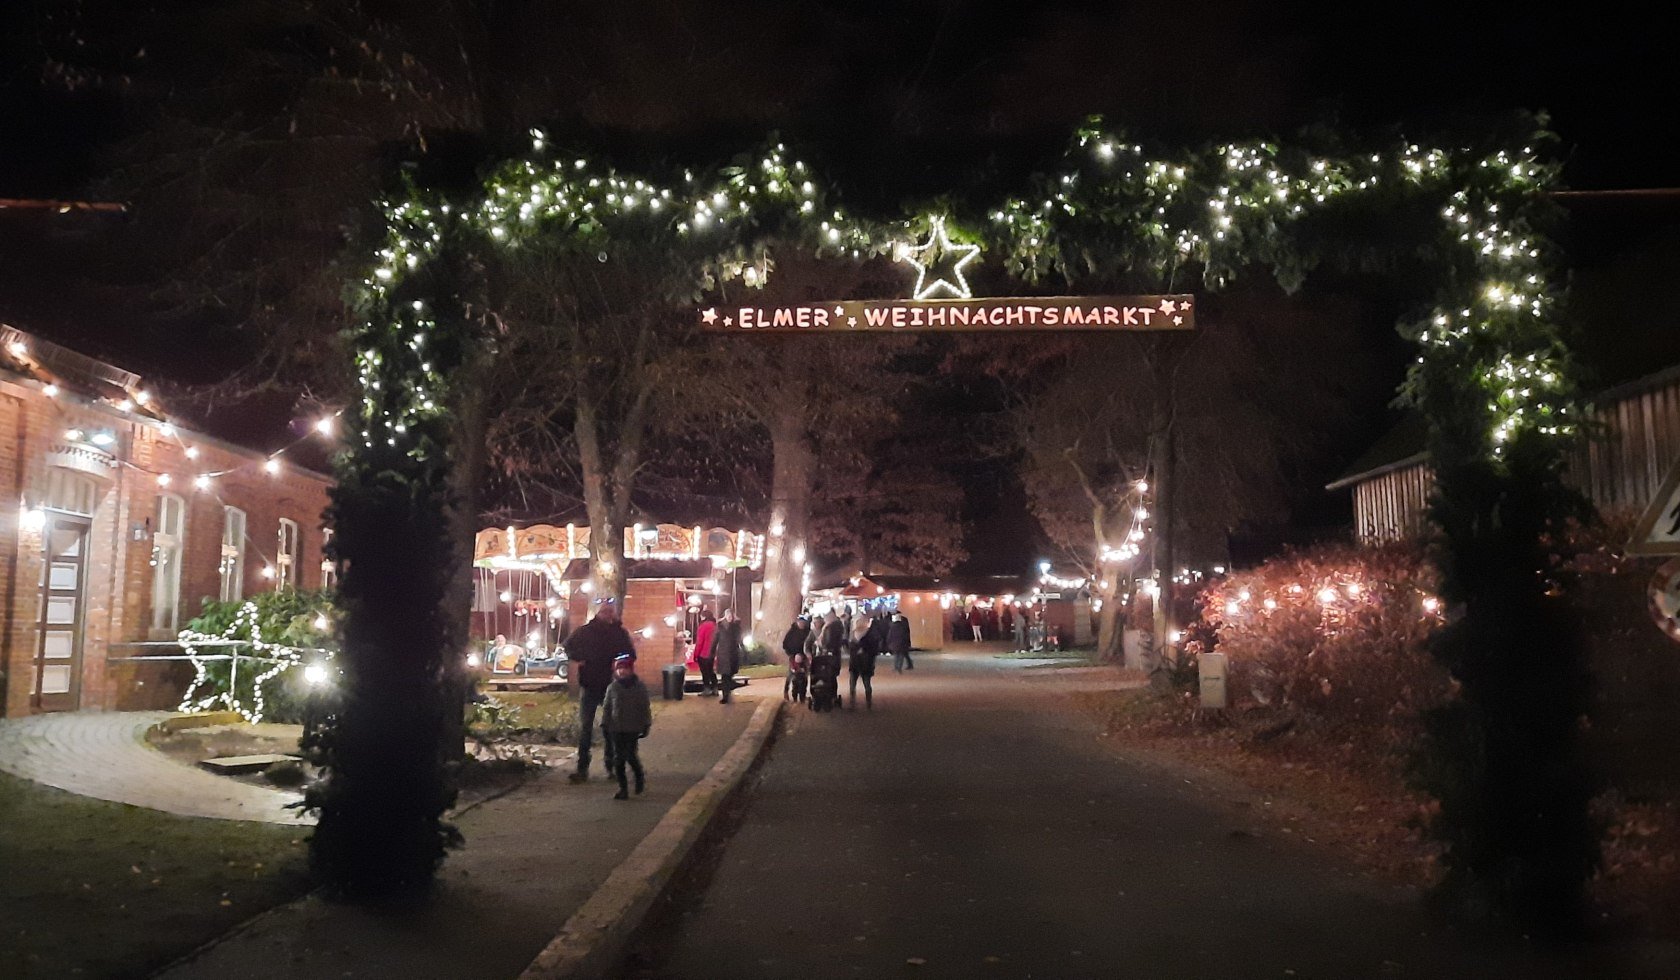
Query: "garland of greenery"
323 116 1593 921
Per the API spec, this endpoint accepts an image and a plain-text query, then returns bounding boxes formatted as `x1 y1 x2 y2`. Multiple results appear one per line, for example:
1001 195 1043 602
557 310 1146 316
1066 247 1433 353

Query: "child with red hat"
600 653 652 799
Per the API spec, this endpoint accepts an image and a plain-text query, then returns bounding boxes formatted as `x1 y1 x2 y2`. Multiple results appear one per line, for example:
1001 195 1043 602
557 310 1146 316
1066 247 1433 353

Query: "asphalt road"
627 650 1644 980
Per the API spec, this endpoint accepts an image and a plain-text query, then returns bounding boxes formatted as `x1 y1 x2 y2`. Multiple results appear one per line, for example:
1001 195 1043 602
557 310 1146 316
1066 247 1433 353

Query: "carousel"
471 521 765 685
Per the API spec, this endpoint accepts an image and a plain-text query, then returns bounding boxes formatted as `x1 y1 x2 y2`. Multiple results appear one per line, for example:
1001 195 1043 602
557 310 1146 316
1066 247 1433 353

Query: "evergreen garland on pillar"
304 192 471 897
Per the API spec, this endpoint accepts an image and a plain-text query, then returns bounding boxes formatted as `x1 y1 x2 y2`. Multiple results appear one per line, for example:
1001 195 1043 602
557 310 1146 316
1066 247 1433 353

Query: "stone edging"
517 695 783 980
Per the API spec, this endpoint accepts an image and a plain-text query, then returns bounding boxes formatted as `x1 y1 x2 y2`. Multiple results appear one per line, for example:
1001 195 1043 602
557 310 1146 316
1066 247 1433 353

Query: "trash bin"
660 664 686 701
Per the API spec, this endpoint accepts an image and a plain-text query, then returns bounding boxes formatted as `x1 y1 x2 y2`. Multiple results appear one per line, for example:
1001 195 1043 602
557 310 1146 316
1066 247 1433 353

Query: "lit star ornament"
895 216 982 299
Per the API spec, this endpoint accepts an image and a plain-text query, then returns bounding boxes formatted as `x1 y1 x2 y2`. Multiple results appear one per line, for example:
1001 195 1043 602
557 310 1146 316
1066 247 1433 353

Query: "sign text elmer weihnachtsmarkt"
698 295 1195 333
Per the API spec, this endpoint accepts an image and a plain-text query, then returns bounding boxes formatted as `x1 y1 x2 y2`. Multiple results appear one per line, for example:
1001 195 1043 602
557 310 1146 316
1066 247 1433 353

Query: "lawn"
0 770 310 979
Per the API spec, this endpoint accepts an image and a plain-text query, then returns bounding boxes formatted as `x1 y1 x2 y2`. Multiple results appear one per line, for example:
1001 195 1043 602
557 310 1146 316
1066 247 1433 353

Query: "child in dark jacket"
601 654 652 799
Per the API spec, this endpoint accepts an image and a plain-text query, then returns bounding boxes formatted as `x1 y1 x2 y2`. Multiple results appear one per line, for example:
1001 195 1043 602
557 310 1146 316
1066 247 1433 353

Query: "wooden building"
1 326 333 717
1329 364 1680 542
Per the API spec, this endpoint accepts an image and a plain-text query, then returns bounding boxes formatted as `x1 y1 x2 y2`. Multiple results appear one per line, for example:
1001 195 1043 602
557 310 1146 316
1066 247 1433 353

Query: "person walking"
887 610 913 673
847 610 879 710
692 609 718 695
713 606 745 704
566 598 637 783
968 604 985 642
782 615 813 701
1012 606 1027 651
600 654 651 799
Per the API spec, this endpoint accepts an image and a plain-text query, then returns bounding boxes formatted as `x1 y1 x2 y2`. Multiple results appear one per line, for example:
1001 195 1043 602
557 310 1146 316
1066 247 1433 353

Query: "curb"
518 695 783 980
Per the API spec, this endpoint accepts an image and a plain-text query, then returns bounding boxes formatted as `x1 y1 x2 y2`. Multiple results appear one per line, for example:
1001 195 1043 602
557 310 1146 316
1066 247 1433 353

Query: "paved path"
155 689 761 980
632 652 1650 980
0 710 309 824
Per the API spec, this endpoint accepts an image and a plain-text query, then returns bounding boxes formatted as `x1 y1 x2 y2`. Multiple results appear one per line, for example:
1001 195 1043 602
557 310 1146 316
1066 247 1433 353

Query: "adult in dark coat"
848 612 880 710
712 607 745 704
691 610 718 694
781 616 813 701
887 611 914 673
566 598 637 782
868 610 890 656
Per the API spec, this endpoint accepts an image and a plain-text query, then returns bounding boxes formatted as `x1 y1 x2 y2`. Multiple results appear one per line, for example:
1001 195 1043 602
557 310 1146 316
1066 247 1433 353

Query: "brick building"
1 326 333 717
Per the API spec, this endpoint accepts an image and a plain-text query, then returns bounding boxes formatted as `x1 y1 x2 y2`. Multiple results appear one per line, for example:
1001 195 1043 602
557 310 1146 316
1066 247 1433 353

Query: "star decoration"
896 216 981 299
723 316 733 326
1159 299 1177 315
1173 316 1184 325
834 305 845 316
701 308 718 324
847 316 858 327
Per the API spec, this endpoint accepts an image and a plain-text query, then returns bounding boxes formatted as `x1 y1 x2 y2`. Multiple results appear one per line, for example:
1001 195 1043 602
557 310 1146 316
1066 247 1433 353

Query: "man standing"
713 606 744 704
566 598 637 783
781 615 813 701
692 609 718 695
887 610 913 673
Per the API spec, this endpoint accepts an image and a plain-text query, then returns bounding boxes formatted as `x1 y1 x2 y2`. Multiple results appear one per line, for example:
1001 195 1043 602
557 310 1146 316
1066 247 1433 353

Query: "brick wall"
2 376 333 717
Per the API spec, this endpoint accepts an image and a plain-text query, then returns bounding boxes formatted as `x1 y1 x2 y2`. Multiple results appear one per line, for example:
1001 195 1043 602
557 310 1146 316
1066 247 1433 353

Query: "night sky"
2 0 1676 570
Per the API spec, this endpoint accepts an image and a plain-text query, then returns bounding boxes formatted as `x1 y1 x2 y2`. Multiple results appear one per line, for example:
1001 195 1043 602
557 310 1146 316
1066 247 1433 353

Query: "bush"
180 590 338 723
741 639 773 667
1189 541 1451 745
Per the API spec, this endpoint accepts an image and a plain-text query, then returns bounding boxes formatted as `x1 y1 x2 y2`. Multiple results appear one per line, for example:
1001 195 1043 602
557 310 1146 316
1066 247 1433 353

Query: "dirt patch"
1077 687 1680 940
146 722 308 792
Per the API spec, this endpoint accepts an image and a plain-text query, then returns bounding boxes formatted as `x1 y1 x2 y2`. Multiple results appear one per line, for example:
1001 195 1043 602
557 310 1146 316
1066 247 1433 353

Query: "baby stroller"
808 651 841 712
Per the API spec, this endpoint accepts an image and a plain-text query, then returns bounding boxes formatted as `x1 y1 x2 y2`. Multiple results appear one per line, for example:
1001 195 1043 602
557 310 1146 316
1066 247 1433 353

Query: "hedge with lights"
321 116 1593 920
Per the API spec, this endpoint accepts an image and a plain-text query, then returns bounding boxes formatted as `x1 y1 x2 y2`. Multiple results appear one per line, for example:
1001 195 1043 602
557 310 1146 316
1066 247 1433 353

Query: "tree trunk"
758 410 815 663
575 399 626 603
1149 397 1175 689
1094 573 1126 664
440 371 489 759
1086 496 1125 664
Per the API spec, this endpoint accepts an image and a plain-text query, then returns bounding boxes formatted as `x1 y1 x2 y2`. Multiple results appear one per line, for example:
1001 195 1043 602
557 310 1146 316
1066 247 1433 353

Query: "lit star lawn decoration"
176 600 310 723
896 216 982 300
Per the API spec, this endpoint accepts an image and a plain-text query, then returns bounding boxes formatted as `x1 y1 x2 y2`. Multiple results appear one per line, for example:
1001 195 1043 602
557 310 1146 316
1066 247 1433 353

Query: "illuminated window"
219 507 245 601
151 494 186 630
276 518 299 591
320 527 337 589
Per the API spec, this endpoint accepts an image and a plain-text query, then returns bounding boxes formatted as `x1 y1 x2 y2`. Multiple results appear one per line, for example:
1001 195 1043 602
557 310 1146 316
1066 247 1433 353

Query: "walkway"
0 710 309 824
154 688 761 980
632 650 1650 980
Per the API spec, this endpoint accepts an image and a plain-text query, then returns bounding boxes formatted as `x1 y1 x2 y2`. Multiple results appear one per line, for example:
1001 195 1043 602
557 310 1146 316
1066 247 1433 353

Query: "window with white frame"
320 527 337 589
151 494 186 631
220 507 246 601
276 518 299 591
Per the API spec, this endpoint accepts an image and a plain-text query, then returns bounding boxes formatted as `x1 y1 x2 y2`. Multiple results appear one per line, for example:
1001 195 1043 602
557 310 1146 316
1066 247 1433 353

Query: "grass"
0 770 310 979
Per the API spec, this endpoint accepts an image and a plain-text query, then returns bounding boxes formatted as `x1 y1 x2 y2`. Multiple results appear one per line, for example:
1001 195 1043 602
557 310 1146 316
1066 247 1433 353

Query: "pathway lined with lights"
631 650 1631 980
0 710 309 824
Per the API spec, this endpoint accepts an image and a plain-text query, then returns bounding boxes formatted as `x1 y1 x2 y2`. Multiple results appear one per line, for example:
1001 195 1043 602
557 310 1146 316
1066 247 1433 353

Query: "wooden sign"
698 295 1195 333
1627 458 1680 556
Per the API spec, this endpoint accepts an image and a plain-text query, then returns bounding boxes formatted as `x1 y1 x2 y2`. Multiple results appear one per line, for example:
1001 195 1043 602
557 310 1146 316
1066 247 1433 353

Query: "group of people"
562 598 651 800
778 606 913 710
688 607 747 703
555 598 917 799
